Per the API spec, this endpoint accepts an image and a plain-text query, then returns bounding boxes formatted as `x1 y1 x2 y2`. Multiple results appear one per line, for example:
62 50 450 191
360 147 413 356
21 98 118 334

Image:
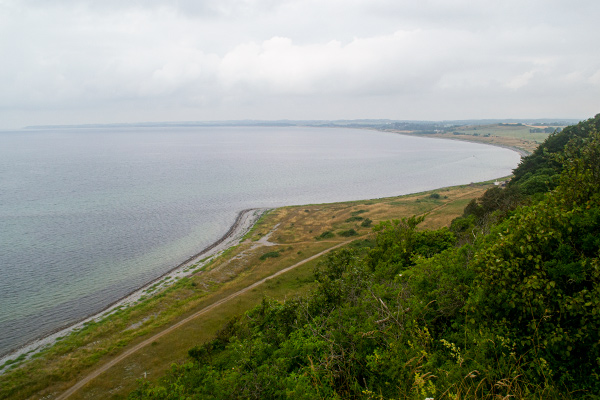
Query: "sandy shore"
0 208 268 371
382 129 532 158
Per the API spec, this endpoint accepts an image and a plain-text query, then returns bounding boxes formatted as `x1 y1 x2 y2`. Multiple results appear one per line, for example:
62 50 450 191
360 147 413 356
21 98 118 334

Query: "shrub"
315 231 335 240
345 216 364 222
350 209 368 216
259 251 281 260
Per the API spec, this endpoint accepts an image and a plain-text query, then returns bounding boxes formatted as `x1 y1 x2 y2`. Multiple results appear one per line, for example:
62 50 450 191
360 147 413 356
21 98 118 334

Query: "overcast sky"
1 0 599 128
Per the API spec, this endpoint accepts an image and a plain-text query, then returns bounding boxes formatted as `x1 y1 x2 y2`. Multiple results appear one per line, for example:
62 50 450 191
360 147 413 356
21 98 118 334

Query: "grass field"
389 122 563 154
0 181 500 400
452 123 557 142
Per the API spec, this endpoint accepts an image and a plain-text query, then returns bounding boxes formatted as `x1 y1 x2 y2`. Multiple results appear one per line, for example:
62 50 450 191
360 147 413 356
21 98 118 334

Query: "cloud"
0 0 599 127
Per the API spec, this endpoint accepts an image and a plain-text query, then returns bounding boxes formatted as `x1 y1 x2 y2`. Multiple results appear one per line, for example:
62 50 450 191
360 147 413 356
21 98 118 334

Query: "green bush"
345 216 364 222
259 251 281 260
350 209 368 216
360 218 373 228
314 231 335 240
337 228 358 237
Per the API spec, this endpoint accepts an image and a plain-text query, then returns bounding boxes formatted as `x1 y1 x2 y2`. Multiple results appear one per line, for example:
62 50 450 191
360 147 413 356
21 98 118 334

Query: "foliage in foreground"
129 123 600 399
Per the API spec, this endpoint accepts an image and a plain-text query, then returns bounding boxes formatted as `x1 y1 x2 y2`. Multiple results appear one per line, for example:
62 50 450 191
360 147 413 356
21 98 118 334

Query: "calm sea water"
0 126 520 356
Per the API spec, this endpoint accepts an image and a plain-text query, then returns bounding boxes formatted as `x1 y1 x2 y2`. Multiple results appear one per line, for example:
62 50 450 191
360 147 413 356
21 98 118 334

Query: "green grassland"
393 122 567 154
452 123 560 143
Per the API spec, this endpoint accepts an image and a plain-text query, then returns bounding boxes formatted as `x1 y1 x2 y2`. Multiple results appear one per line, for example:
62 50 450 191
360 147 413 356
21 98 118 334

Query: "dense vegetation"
452 114 600 236
129 116 600 399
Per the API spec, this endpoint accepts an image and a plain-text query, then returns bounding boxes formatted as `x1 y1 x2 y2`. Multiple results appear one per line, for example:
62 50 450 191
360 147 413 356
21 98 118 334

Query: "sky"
1 0 599 128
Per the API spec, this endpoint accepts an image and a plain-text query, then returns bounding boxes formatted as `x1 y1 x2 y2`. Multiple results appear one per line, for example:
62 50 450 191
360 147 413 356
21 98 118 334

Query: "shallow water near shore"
0 126 520 356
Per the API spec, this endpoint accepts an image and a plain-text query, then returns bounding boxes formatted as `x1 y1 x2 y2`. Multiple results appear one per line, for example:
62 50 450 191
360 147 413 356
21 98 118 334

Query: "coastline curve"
0 208 268 372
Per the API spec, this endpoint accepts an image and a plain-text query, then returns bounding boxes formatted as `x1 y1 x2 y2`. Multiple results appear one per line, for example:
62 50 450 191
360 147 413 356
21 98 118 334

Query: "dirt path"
56 240 351 400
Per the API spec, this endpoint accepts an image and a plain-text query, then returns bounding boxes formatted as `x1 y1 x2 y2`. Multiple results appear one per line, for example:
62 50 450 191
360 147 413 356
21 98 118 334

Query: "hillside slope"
129 117 600 399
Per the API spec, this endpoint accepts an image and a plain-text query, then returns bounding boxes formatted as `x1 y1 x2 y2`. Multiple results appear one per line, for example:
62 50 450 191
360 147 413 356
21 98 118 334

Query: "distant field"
388 124 564 153
392 122 566 154
452 123 561 143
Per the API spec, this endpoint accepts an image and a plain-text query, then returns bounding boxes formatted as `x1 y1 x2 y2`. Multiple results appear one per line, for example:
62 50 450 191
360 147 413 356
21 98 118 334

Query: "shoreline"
382 129 532 158
0 208 268 370
0 133 528 371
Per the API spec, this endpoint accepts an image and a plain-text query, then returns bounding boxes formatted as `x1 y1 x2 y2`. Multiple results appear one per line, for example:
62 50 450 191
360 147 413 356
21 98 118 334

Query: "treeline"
129 115 600 399
529 127 561 134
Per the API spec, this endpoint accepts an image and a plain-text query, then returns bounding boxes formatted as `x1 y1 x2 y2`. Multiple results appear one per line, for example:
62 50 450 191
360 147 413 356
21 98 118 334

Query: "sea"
0 125 521 356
